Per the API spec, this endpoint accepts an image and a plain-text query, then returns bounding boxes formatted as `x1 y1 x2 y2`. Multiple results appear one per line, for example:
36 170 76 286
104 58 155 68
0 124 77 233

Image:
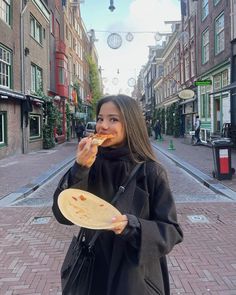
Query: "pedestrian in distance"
145 119 152 137
194 115 201 144
154 119 162 140
75 120 85 142
52 94 183 295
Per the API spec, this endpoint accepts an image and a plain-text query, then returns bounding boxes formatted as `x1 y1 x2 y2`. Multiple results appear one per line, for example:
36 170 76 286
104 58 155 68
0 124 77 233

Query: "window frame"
0 0 11 25
215 12 224 55
0 111 7 147
30 14 43 45
214 0 221 6
0 45 12 88
202 28 209 64
29 114 42 140
31 63 43 94
201 0 209 21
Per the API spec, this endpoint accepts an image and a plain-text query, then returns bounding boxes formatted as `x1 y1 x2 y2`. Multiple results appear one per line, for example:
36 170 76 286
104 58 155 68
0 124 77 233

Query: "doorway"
214 97 221 132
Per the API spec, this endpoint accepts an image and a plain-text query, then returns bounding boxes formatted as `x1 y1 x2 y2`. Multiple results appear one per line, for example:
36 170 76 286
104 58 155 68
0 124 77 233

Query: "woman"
52 94 183 295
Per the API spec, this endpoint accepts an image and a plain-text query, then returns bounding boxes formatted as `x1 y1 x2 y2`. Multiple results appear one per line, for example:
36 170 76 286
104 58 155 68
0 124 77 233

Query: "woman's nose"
100 119 109 129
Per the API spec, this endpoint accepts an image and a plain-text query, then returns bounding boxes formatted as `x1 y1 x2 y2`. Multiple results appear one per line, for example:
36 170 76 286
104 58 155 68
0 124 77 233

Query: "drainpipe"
20 0 28 153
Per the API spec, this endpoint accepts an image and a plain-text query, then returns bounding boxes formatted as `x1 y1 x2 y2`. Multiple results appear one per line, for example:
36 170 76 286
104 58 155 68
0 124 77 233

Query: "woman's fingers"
110 215 128 235
76 138 98 167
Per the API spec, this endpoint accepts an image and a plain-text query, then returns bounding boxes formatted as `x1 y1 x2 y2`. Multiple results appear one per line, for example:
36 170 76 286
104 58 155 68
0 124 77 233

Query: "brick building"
195 0 231 143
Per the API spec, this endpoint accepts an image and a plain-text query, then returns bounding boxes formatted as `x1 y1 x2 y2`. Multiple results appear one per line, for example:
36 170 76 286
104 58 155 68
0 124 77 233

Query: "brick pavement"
0 136 236 294
0 141 77 200
0 203 236 295
151 136 236 192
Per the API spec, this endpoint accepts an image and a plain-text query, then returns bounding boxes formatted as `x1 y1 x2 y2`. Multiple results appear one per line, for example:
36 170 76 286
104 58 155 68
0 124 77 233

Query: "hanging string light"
108 0 115 12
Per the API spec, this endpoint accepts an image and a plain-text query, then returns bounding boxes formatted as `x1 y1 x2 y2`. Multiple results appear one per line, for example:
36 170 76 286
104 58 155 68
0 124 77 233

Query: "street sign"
178 89 195 99
194 80 212 86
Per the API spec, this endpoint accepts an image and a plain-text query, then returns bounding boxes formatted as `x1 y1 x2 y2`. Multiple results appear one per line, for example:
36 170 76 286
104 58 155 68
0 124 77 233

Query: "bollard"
168 139 175 150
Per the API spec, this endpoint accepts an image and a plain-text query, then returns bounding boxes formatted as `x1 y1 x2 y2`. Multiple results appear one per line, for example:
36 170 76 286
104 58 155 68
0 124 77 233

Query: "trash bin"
212 138 234 180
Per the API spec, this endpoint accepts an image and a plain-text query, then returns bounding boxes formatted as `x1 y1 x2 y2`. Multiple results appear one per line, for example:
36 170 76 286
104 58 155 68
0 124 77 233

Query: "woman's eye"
97 118 102 122
110 118 118 122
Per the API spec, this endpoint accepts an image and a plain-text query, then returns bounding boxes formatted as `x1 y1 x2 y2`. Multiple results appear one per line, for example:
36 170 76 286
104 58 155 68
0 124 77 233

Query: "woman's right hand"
75 137 98 168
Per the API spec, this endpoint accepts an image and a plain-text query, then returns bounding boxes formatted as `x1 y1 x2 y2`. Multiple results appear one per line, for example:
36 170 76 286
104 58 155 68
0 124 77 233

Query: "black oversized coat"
52 147 183 295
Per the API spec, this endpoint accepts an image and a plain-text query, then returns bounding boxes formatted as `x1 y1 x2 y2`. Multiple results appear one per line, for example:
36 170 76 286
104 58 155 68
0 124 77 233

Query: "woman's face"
96 101 126 148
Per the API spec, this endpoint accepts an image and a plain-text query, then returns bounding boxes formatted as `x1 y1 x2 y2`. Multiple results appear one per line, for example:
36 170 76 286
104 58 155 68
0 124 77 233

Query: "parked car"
83 121 96 137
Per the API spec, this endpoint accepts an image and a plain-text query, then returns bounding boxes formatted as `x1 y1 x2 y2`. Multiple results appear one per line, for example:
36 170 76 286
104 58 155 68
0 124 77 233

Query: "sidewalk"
151 135 236 199
0 140 77 204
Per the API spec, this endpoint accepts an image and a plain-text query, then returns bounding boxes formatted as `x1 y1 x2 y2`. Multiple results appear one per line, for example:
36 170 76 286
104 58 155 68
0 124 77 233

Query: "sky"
80 0 181 96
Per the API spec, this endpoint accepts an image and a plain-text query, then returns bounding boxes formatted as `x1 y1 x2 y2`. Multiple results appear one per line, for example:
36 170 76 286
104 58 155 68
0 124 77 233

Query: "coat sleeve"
52 162 90 225
138 162 183 264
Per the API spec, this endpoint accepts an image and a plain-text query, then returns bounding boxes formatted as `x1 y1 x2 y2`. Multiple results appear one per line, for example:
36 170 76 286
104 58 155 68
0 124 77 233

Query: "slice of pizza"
91 133 114 146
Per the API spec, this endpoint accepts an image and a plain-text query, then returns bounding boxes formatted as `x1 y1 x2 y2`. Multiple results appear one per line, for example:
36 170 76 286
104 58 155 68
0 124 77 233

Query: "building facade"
196 0 231 143
0 0 50 159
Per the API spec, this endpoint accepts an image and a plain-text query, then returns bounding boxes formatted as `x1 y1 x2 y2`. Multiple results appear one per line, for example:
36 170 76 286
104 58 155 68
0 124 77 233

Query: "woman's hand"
75 137 98 168
110 215 128 235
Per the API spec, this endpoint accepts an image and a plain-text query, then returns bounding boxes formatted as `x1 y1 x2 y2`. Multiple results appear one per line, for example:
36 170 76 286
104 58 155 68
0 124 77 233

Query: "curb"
152 143 236 201
0 155 75 207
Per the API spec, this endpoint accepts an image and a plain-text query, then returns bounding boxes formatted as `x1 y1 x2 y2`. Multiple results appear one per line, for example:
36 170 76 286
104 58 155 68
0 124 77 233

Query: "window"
201 94 206 118
184 54 190 81
190 48 195 78
214 74 221 91
222 70 228 87
200 84 211 118
202 0 209 21
215 13 224 55
0 112 7 146
31 64 43 93
29 114 41 139
202 29 209 64
30 15 43 44
50 11 54 35
214 0 221 5
0 45 11 88
0 0 10 25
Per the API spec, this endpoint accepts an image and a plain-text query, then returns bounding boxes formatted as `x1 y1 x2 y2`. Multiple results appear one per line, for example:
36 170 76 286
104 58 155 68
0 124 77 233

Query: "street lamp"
109 0 115 12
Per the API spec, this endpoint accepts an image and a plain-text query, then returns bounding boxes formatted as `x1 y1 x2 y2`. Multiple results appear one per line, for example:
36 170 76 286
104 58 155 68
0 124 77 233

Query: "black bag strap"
87 162 143 248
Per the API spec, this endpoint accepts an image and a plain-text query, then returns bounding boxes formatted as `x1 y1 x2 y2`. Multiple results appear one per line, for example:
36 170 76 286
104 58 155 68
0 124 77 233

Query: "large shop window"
0 45 11 88
29 114 41 139
0 0 10 25
0 112 7 146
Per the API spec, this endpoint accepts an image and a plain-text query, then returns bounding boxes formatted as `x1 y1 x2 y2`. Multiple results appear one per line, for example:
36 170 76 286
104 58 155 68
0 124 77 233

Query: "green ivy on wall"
87 54 102 118
165 102 181 137
173 102 181 137
42 97 57 149
161 108 165 133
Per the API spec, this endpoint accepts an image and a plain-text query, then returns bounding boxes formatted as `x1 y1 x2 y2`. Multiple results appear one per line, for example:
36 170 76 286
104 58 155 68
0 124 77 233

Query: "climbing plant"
87 54 102 118
173 102 181 137
42 97 57 149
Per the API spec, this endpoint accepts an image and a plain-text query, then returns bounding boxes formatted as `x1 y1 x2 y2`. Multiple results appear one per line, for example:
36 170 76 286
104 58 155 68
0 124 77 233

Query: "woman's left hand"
110 215 128 235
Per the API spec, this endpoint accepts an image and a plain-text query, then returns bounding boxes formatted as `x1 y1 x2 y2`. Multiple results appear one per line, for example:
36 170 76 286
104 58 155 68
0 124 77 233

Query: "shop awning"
0 88 25 100
179 97 196 105
209 81 236 96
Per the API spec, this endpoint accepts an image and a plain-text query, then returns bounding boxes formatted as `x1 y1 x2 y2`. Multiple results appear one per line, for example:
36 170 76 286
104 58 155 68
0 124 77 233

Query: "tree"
87 55 102 118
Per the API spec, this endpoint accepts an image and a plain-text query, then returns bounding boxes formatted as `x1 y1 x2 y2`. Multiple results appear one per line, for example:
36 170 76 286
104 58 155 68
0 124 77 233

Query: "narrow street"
1 150 235 294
